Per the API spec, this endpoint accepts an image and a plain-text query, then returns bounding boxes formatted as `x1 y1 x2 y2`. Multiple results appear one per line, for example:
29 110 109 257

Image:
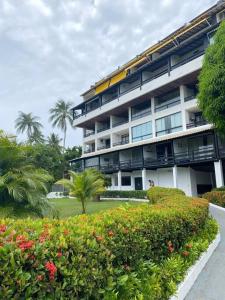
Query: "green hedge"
0 193 209 299
203 191 225 208
147 186 185 203
101 190 147 199
213 186 225 192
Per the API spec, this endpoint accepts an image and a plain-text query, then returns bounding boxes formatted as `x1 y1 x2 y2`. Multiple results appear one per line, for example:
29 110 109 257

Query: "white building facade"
71 2 225 196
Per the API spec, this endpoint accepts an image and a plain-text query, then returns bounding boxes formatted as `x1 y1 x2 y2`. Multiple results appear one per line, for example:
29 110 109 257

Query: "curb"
209 203 225 212
170 232 221 300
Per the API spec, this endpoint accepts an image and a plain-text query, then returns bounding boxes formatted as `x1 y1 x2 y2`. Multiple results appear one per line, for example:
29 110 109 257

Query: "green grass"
0 199 138 219
49 198 138 218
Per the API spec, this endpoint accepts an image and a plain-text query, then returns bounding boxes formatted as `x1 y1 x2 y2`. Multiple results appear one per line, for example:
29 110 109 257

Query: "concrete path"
185 205 225 300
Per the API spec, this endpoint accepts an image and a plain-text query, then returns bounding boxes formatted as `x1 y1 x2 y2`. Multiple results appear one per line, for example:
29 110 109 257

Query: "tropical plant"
15 111 43 141
57 169 106 213
49 100 74 149
28 128 45 144
0 130 54 216
198 21 225 135
47 133 62 149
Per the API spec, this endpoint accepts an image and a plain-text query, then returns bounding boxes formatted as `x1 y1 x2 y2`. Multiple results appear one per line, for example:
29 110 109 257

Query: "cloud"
0 0 216 146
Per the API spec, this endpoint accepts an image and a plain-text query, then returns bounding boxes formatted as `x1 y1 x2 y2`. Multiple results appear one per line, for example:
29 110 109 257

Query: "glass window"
132 121 152 142
122 176 131 186
156 112 182 136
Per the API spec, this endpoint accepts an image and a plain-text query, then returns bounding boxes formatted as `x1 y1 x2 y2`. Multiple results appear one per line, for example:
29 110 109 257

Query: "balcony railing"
100 163 119 172
155 98 181 112
97 144 111 150
112 119 129 128
84 131 95 138
186 120 208 129
97 124 110 133
113 138 129 147
175 146 216 164
84 148 95 154
156 125 182 137
73 49 205 121
184 94 197 102
131 107 151 121
144 155 174 168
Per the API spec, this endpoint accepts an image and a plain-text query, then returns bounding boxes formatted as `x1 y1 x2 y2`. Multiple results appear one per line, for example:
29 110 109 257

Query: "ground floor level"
106 160 224 196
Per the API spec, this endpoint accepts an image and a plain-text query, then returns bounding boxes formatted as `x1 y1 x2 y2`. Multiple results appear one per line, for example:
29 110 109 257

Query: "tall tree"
198 21 225 135
47 133 62 149
15 112 43 141
49 100 74 149
28 128 45 145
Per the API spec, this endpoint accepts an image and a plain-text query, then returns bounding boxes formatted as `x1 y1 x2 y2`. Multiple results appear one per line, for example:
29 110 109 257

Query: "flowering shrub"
203 191 225 208
0 194 209 299
147 186 185 203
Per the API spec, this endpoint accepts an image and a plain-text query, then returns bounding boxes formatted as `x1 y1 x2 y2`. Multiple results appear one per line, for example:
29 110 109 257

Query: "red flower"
96 235 104 242
182 251 190 257
167 241 174 253
19 240 34 251
108 230 114 237
63 229 69 236
45 261 57 281
186 244 192 249
0 224 6 233
37 275 44 281
16 235 26 243
57 251 63 258
39 231 49 243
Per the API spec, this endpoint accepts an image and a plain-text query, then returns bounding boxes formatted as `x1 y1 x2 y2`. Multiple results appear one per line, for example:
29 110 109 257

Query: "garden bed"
0 187 218 299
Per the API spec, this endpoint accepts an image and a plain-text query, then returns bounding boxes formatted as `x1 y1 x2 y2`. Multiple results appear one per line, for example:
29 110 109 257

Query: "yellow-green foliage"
203 191 225 208
147 186 185 203
0 195 209 299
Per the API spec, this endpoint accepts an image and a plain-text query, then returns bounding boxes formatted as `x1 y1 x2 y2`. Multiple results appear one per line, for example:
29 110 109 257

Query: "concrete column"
128 107 132 122
214 160 224 188
173 165 178 188
118 170 122 190
142 168 147 190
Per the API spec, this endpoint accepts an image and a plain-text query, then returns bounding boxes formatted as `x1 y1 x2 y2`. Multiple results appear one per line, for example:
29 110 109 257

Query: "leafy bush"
203 191 225 208
147 186 185 203
213 186 225 192
0 193 210 299
102 190 147 199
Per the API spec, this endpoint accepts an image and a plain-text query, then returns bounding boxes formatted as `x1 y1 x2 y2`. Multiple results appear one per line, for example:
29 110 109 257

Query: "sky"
0 0 216 147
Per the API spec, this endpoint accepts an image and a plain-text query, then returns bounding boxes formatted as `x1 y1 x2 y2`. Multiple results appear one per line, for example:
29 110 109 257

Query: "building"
71 1 225 196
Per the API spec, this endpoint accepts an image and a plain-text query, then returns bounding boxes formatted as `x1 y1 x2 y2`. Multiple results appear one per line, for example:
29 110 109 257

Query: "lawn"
50 198 137 218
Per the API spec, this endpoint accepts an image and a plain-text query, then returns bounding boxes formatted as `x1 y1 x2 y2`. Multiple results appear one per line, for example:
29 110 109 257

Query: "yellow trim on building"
95 70 127 95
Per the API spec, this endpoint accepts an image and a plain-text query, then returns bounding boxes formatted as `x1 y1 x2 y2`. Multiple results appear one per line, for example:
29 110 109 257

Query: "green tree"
15 112 43 141
57 169 106 214
49 100 74 149
28 128 45 144
0 130 54 217
198 21 225 134
47 133 62 149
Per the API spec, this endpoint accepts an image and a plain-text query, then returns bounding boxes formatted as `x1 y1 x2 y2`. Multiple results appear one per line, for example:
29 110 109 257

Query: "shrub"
101 190 147 199
213 186 225 192
203 191 225 208
147 186 185 203
0 194 209 299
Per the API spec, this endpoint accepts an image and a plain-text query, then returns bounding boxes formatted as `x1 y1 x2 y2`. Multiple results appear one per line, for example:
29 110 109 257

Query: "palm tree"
15 112 43 141
49 100 74 149
28 128 45 144
47 133 62 149
57 169 106 214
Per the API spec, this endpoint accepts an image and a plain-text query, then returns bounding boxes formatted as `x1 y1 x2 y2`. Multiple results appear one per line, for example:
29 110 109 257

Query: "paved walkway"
185 205 225 300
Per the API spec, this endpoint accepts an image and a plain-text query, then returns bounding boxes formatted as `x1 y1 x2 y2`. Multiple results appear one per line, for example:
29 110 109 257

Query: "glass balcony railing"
186 119 208 129
131 107 151 121
155 97 181 112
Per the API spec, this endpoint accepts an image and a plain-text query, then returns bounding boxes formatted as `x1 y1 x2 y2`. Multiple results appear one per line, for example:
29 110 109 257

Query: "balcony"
144 155 174 168
155 97 181 112
175 145 216 164
186 119 208 129
100 163 119 173
84 130 95 138
156 125 183 137
120 160 143 170
97 124 110 133
184 94 197 102
97 144 111 151
84 149 95 154
113 138 129 147
112 119 129 128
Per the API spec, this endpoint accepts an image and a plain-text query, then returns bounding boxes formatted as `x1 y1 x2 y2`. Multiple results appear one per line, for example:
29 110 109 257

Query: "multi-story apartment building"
71 1 225 196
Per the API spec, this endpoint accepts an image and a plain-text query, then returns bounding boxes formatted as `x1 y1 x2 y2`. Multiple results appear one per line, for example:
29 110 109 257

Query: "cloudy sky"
0 0 216 147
